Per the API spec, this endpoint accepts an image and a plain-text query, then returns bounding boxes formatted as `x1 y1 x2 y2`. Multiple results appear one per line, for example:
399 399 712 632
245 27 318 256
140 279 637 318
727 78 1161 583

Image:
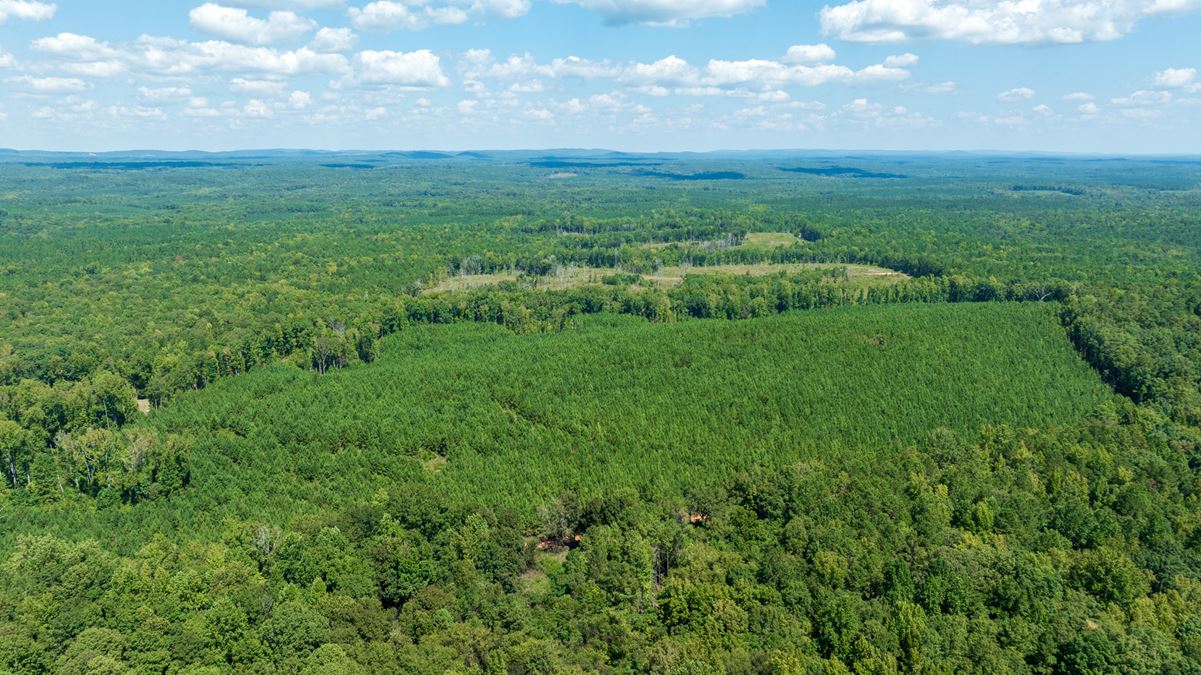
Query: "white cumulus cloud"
230 77 288 94
920 80 955 93
1152 67 1195 87
623 55 697 84
840 96 934 127
190 3 317 45
0 0 56 24
460 50 621 80
783 44 837 64
289 89 312 107
6 74 88 93
508 79 544 93
704 58 909 87
349 0 530 30
883 53 918 67
139 86 194 101
31 33 122 61
1111 89 1172 105
107 105 167 121
354 49 450 86
243 99 275 117
1152 67 1200 91
234 0 344 7
308 26 357 51
553 0 765 26
32 97 98 122
58 61 127 77
998 87 1035 101
461 47 916 93
820 0 1201 45
28 33 129 77
134 36 350 77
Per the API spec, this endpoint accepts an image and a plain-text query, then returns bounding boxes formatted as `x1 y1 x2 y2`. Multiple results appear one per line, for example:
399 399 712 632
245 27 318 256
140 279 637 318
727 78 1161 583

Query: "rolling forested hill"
1 153 1200 672
5 303 1109 548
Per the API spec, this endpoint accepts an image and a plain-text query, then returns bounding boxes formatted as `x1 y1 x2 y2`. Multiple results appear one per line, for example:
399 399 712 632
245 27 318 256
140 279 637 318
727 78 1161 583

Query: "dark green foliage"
2 154 1201 672
1 407 1198 672
2 303 1104 540
0 372 189 502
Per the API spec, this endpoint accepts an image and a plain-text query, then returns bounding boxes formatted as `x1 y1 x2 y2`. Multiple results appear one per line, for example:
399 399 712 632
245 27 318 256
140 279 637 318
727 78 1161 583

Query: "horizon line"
4 147 1201 159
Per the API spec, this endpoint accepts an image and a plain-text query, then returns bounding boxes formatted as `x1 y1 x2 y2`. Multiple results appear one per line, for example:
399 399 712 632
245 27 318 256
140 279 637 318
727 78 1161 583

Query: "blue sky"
0 0 1199 152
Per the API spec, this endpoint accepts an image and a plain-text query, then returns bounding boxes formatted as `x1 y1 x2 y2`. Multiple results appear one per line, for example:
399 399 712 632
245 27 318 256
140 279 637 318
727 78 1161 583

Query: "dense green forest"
1 152 1200 673
3 303 1110 544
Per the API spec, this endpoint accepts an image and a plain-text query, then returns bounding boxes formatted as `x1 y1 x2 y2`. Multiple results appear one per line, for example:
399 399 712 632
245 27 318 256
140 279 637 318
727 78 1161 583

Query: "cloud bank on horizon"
0 0 1198 152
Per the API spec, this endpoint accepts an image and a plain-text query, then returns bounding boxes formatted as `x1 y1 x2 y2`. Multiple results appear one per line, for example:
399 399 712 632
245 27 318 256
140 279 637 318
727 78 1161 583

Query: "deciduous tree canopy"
1 154 1200 672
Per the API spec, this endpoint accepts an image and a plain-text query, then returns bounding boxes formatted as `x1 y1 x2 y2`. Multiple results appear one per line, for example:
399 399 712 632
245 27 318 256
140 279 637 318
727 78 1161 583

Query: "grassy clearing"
429 267 615 292
430 271 523 291
645 262 905 287
636 233 802 252
740 232 803 248
428 262 907 292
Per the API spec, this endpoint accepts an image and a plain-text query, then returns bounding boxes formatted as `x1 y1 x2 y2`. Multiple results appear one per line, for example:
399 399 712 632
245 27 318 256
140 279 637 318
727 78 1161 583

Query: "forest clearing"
428 261 906 292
